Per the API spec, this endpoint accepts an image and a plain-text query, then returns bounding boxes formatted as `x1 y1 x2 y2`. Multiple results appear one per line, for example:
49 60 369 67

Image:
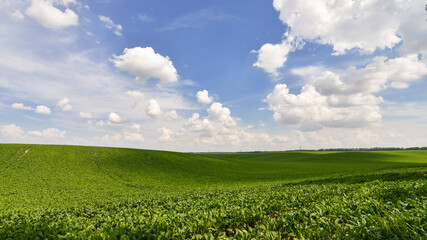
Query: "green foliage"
0 144 426 239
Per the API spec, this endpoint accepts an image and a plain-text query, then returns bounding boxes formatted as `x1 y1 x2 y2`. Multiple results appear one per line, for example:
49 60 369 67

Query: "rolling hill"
0 144 426 238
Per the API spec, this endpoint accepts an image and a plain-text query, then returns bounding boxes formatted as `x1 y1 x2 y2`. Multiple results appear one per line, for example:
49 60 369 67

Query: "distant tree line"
317 147 427 151
240 147 427 153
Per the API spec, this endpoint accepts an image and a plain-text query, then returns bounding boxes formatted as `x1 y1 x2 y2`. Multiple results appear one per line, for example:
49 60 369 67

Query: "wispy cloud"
138 13 154 22
159 9 239 31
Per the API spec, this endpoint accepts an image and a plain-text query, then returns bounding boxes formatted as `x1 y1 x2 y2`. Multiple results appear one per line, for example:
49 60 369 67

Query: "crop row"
1 176 425 239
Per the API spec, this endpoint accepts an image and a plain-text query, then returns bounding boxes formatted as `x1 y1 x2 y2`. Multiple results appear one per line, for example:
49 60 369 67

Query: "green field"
0 144 426 239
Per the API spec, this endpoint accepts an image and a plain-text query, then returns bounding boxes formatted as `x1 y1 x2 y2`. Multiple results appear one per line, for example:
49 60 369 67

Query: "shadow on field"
285 168 426 186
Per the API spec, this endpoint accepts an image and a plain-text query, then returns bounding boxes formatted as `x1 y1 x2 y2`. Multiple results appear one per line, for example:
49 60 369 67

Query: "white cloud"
108 112 125 123
28 128 66 138
123 124 144 142
56 98 72 111
266 84 381 129
111 47 179 84
79 112 93 119
266 55 427 130
184 113 213 132
12 103 33 110
196 90 213 104
158 127 173 141
99 15 122 36
35 105 51 115
396 1 427 62
124 132 144 142
131 124 141 132
0 124 24 138
164 110 178 121
95 120 105 126
181 102 246 147
272 0 402 55
100 125 144 145
126 90 144 98
25 0 78 29
100 133 122 145
252 34 303 78
146 99 162 119
207 102 237 128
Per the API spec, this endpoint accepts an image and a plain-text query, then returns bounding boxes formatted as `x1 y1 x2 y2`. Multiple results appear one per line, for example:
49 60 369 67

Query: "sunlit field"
0 144 425 239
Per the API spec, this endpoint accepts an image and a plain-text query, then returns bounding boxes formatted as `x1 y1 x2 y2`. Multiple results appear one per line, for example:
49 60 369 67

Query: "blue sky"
0 0 426 151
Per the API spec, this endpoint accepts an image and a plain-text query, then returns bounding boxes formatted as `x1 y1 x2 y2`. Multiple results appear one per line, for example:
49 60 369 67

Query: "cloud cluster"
100 124 144 145
272 0 402 55
0 124 66 140
25 0 78 29
183 100 246 146
12 103 52 115
255 0 427 79
265 55 427 130
28 128 66 138
111 47 179 84
145 99 178 121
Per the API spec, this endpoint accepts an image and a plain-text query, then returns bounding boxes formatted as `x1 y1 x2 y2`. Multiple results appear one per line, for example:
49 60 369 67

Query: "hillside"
0 144 426 238
1 144 426 209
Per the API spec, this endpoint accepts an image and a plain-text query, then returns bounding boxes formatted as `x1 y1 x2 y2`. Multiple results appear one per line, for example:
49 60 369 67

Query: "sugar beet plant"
1 170 426 239
0 144 426 239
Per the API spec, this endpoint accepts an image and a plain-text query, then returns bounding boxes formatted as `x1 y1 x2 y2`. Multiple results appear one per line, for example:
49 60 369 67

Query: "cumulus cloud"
126 90 144 98
12 103 33 110
260 133 289 145
207 102 237 128
164 110 178 121
111 47 179 84
396 1 427 62
99 15 122 36
95 120 105 126
28 128 66 138
79 112 93 119
181 101 247 146
184 113 213 132
265 55 427 130
272 0 402 55
56 98 72 111
108 112 125 124
196 90 213 104
146 99 162 119
25 0 78 29
35 105 51 115
252 34 303 78
123 125 144 142
124 132 144 142
266 84 381 129
100 133 122 145
100 125 144 145
0 124 24 138
158 127 173 141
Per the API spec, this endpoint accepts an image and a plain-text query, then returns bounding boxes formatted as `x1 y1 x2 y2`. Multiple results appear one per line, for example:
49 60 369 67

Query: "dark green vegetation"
0 144 426 239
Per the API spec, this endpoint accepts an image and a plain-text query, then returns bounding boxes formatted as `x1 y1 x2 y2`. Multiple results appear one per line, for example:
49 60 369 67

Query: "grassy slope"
0 144 426 239
0 144 425 210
